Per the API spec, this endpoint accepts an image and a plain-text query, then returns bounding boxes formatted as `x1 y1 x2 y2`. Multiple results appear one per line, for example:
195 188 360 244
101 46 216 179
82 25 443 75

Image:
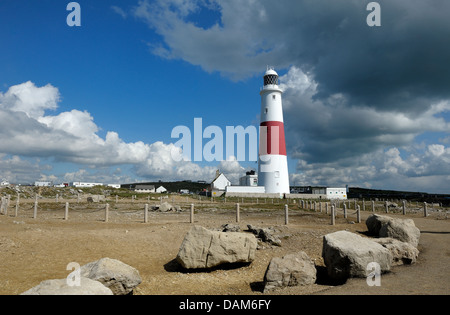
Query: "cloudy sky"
0 0 449 193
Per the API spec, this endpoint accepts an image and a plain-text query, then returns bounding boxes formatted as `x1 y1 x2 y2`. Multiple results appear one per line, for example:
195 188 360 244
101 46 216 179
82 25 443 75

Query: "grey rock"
221 223 241 232
176 226 257 269
21 277 113 295
159 202 173 212
322 231 392 281
264 251 317 292
374 238 419 265
247 224 281 246
366 214 420 247
80 257 142 295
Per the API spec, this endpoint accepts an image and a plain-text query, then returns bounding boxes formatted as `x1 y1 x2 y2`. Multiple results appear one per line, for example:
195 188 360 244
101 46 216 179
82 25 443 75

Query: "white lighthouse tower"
258 67 290 195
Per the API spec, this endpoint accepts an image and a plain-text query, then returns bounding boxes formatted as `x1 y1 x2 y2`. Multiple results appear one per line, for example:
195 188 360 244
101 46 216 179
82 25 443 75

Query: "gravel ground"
0 196 448 295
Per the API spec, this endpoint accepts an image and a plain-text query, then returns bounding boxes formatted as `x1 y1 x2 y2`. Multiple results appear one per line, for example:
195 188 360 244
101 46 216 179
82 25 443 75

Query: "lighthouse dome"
263 67 279 86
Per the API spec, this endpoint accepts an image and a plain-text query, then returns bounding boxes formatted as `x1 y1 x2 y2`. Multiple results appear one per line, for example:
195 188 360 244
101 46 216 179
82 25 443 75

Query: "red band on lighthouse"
259 121 287 156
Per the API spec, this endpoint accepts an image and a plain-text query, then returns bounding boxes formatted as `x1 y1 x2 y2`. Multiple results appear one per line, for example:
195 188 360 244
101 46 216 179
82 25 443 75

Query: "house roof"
135 185 155 190
211 173 230 184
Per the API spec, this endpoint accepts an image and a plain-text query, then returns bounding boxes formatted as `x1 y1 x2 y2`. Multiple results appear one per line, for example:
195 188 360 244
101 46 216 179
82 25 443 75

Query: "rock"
159 202 173 212
80 258 142 295
221 223 241 232
366 214 392 235
247 224 281 246
176 226 257 269
263 251 317 292
374 238 419 265
87 195 105 203
322 231 392 281
21 277 113 295
366 214 420 247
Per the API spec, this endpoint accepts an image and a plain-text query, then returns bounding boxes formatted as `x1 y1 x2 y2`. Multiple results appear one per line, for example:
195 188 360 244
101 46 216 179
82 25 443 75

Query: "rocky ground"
0 193 448 295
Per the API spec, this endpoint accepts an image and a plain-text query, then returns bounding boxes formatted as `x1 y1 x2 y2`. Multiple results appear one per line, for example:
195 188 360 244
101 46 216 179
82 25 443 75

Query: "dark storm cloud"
133 0 450 191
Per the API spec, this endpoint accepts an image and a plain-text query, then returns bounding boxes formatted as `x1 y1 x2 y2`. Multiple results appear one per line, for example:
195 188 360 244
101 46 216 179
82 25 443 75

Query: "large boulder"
21 277 113 295
373 238 419 265
322 231 392 281
366 214 420 247
176 226 257 269
80 258 142 295
263 251 317 292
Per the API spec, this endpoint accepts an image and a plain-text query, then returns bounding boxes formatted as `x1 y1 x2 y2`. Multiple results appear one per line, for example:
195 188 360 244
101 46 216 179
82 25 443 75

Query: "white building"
134 185 155 193
107 184 121 189
211 172 231 191
326 188 348 200
156 186 167 193
71 182 103 188
1 180 10 186
35 181 53 187
226 186 265 194
239 171 258 187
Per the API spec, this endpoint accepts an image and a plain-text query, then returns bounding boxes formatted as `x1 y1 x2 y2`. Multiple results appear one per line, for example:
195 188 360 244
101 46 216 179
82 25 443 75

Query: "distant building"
0 180 10 186
156 186 167 193
239 170 258 187
211 171 231 191
326 188 347 200
134 185 155 193
71 182 103 188
107 184 121 189
211 171 231 197
35 181 53 187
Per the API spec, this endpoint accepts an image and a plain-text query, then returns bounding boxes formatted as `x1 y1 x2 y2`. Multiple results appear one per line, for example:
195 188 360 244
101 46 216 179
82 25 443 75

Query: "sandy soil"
0 196 448 295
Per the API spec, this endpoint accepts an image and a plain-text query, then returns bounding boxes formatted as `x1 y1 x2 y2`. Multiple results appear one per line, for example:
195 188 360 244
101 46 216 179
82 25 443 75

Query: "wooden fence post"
190 204 194 223
64 202 69 221
33 200 38 219
105 203 109 222
356 205 361 223
331 205 335 225
284 204 289 225
236 203 240 223
15 194 20 217
144 204 149 223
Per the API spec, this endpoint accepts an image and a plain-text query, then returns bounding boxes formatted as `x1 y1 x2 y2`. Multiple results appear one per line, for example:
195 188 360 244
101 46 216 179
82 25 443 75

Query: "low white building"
226 186 265 194
35 181 53 187
134 185 155 193
107 184 121 189
326 188 348 200
71 182 103 188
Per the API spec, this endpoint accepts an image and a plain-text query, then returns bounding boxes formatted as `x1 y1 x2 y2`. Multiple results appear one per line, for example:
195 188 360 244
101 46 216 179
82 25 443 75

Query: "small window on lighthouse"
265 108 268 114
272 95 276 100
275 171 280 178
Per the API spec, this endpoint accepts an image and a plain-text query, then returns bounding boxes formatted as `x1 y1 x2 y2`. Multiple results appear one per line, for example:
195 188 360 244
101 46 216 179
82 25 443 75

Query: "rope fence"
0 193 443 225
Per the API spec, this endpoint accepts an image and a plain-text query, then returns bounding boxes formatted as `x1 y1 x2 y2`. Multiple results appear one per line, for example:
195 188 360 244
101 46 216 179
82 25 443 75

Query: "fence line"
0 195 441 225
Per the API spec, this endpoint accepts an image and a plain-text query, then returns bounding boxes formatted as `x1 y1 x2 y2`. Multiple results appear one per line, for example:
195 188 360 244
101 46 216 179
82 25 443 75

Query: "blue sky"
0 0 449 193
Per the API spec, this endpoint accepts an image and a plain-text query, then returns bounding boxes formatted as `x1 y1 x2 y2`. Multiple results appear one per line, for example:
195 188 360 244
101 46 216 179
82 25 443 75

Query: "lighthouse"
258 67 290 195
